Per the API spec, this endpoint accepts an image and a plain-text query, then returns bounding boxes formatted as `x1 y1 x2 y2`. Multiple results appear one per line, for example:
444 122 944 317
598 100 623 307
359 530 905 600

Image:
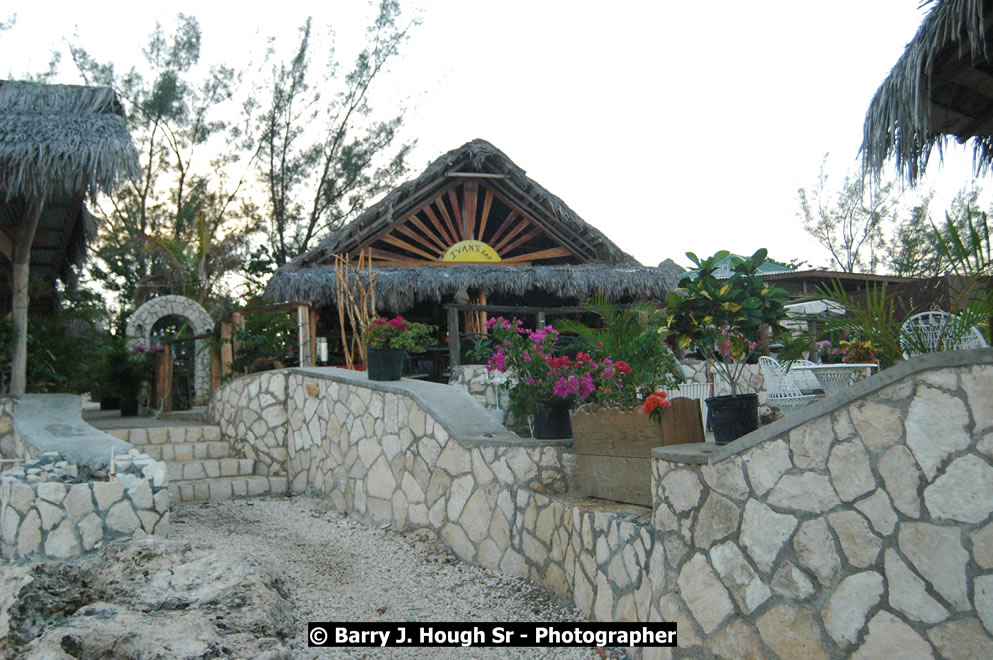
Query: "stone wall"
449 365 511 411
1 450 169 561
208 352 993 656
649 349 993 657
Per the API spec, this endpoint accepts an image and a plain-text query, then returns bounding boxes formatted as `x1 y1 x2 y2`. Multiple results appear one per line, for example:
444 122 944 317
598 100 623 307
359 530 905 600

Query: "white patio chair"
900 310 989 358
786 359 823 394
758 356 818 414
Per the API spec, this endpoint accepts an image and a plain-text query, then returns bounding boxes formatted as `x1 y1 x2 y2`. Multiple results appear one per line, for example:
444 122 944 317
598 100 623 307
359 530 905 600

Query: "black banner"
307 622 677 648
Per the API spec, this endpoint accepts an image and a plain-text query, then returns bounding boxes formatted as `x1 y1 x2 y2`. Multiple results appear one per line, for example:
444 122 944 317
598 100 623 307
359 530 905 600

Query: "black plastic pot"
99 396 120 411
706 393 759 445
120 398 140 417
532 399 573 439
366 348 404 381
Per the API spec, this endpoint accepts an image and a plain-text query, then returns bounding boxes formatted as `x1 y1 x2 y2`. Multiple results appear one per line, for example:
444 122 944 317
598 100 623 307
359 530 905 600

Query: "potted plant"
666 249 789 445
485 317 602 439
364 316 436 381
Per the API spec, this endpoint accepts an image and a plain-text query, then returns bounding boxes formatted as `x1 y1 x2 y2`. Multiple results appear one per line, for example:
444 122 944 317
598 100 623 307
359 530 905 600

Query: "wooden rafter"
501 247 572 263
393 222 445 257
464 179 478 240
447 188 464 240
405 214 449 253
486 209 520 248
492 218 532 254
497 226 543 256
433 194 461 244
422 203 456 246
379 233 439 261
478 188 494 241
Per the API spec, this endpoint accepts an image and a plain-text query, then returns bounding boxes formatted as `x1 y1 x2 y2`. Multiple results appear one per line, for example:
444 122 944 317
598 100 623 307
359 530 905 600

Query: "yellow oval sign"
442 240 502 262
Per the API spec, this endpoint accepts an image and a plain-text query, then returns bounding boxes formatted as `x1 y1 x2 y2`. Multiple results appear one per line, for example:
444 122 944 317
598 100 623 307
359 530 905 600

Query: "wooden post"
448 305 461 368
297 305 312 367
309 308 319 366
210 343 221 394
219 321 234 378
9 195 45 394
537 311 546 329
231 312 244 362
156 345 173 413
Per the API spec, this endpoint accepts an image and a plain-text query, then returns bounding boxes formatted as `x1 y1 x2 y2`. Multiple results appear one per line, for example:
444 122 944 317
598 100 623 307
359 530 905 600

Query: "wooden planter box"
570 398 704 507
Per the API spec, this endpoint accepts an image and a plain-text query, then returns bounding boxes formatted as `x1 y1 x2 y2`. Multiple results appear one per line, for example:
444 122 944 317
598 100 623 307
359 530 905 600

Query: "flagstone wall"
208 351 993 657
649 349 993 658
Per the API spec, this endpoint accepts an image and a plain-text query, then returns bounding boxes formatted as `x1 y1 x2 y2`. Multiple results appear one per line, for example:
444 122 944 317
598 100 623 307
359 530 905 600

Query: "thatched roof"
266 263 681 313
1 81 140 309
285 138 639 268
862 0 993 184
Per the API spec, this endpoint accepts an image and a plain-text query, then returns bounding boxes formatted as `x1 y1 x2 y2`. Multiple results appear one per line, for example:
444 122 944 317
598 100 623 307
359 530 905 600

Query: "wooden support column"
219 321 234 378
155 345 173 413
448 306 461 368
297 305 312 367
309 308 319 367
10 195 46 395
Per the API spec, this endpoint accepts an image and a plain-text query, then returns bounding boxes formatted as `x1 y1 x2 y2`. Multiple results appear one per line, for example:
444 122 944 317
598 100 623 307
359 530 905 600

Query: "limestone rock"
771 562 815 601
899 522 970 611
106 502 141 534
850 400 902 451
854 489 898 535
676 553 734 634
827 510 882 568
43 519 80 559
852 611 933 659
788 416 834 469
972 522 993 569
710 541 771 614
822 571 884 647
977 574 993 637
701 457 750 500
793 518 841 586
661 469 702 514
885 548 948 624
693 492 740 548
828 442 875 502
740 500 797 573
767 473 840 513
706 619 767 660
928 617 993 660
905 385 970 480
878 445 923 518
744 440 792 496
924 454 993 523
64 484 94 518
756 605 828 660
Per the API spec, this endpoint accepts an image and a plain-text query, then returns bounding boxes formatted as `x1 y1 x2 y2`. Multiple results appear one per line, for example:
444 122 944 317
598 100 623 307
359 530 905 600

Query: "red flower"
615 360 632 374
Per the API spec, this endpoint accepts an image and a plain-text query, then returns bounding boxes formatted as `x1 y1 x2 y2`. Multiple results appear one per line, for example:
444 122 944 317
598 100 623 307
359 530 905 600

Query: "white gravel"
171 495 625 659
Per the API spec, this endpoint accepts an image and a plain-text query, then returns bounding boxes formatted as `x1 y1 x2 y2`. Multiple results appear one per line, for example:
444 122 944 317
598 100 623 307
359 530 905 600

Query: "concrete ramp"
12 394 133 471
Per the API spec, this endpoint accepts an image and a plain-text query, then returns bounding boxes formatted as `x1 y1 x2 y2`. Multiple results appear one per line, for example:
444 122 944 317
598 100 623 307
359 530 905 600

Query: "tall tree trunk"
10 195 46 395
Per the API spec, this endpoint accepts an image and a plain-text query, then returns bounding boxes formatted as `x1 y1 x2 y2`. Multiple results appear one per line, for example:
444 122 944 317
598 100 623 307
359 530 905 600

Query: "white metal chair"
788 359 823 394
900 310 989 359
759 356 819 414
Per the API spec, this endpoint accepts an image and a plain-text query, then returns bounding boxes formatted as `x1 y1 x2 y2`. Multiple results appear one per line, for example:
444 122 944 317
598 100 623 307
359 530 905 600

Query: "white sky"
2 0 986 271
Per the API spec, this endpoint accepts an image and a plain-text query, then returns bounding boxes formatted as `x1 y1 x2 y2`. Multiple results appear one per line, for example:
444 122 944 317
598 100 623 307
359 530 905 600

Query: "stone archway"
126 295 214 405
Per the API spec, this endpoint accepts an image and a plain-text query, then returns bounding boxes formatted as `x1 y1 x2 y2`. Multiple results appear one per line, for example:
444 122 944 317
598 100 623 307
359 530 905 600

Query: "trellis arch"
126 295 214 405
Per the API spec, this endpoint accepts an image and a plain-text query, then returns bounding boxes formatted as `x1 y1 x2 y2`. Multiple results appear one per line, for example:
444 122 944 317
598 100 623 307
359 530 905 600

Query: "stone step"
168 475 288 504
105 425 223 447
166 458 256 482
158 407 208 423
135 442 233 462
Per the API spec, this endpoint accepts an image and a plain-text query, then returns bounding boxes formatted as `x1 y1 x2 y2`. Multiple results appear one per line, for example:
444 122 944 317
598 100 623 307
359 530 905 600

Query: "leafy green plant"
365 316 436 352
556 294 682 407
666 249 789 395
464 336 494 364
932 209 993 341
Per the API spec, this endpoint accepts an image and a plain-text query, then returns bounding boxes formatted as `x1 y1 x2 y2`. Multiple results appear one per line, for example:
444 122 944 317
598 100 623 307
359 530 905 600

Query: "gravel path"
172 496 623 659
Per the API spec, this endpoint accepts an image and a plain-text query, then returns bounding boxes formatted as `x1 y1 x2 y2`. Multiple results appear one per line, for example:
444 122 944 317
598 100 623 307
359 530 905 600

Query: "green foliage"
666 249 789 394
365 316 436 353
555 294 682 405
798 159 897 273
931 203 993 340
99 338 155 398
248 2 417 272
464 336 495 364
0 317 13 365
230 311 297 375
19 303 112 394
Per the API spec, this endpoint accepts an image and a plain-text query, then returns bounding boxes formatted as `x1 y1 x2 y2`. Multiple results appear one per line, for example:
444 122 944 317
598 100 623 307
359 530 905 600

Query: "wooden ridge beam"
464 179 478 240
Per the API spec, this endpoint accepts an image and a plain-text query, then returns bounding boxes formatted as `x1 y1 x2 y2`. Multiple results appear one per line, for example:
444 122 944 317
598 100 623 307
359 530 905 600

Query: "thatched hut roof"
0 81 140 309
266 263 681 313
285 138 640 269
266 139 670 312
862 0 993 184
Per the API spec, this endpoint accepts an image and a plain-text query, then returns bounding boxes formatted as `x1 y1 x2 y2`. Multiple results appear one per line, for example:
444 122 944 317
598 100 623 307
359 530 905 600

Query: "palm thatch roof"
1 81 140 309
265 139 678 311
266 263 681 313
862 0 993 184
285 138 639 268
